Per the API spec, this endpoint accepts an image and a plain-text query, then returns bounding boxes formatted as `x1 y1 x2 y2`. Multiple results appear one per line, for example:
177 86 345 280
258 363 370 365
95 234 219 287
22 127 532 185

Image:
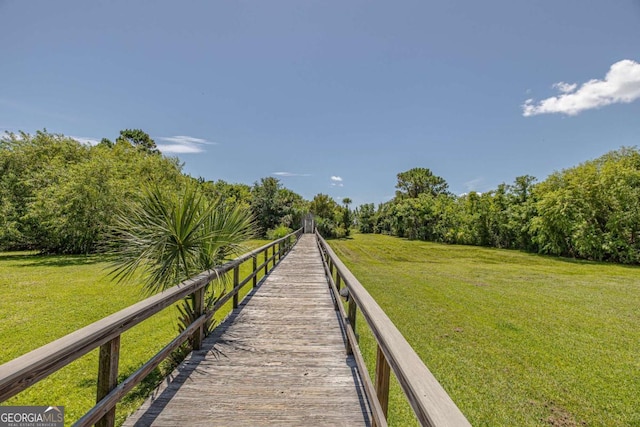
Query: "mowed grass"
329 233 640 427
0 240 270 426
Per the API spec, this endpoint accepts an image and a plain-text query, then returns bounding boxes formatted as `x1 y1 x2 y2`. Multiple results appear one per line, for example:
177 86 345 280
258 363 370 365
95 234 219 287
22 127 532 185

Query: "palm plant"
109 183 255 337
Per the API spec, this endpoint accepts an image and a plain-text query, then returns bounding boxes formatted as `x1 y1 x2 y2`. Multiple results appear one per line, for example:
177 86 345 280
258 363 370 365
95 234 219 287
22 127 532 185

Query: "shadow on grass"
76 365 167 408
527 250 640 270
119 367 166 406
0 252 112 267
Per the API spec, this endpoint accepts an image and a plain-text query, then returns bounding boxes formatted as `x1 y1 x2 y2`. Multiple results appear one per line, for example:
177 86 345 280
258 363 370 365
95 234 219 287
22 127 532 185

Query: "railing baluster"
375 344 391 422
96 336 120 427
253 256 258 288
192 287 205 350
233 265 240 309
264 248 268 275
346 295 357 355
272 245 276 268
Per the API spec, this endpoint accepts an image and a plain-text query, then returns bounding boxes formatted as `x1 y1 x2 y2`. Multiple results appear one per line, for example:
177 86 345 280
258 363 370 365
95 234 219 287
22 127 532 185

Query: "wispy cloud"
330 176 344 187
463 177 484 192
272 172 312 177
71 136 100 146
523 59 640 117
156 135 216 154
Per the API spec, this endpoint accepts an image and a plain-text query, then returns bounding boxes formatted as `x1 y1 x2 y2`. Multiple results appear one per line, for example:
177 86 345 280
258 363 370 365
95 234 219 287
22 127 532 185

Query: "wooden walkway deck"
123 234 372 426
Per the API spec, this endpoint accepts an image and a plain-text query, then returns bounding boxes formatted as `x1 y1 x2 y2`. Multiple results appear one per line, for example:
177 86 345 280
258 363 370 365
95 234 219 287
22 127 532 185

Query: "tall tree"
341 198 353 237
309 193 340 237
395 167 449 199
251 177 284 235
356 203 375 233
116 129 159 154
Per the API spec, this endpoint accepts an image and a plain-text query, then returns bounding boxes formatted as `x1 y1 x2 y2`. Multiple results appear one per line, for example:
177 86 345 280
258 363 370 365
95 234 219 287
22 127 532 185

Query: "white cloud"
552 82 578 93
71 136 100 146
156 144 204 154
156 135 215 154
523 59 640 117
330 175 344 187
272 172 311 177
159 135 215 145
331 176 343 182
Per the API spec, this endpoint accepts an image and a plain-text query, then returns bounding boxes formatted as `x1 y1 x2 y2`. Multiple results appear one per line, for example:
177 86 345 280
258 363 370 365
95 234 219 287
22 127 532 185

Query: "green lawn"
328 233 640 427
0 240 270 426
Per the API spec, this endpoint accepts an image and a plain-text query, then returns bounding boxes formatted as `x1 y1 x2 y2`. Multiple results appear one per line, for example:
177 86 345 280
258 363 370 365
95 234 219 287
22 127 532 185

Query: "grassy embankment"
329 233 640 427
0 240 269 426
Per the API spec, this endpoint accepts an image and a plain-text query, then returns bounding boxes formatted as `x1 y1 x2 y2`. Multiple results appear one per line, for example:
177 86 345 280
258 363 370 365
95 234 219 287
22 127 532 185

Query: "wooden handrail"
316 232 471 427
0 228 303 426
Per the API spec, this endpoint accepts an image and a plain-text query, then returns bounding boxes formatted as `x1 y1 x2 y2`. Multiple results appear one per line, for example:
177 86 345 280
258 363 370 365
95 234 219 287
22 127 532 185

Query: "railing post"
233 265 240 309
192 288 205 350
253 256 258 288
272 245 276 269
375 345 391 421
346 297 357 355
96 336 120 427
336 274 342 292
264 248 268 275
331 274 340 311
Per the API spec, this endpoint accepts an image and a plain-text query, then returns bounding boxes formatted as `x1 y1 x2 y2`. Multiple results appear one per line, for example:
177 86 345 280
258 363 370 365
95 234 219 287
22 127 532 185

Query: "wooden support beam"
96 336 120 427
375 344 391 423
192 288 205 350
264 248 268 275
233 266 240 309
347 297 358 355
252 256 258 288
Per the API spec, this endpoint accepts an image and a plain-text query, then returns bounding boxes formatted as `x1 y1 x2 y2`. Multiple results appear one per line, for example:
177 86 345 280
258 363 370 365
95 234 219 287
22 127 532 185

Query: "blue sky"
1 1 639 206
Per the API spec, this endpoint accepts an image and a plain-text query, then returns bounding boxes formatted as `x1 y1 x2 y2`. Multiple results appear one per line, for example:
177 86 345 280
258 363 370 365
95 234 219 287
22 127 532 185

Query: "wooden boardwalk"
123 234 372 426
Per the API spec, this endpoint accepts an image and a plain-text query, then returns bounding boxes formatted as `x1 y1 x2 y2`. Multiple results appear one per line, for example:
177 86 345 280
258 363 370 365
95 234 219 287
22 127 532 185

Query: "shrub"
266 224 293 240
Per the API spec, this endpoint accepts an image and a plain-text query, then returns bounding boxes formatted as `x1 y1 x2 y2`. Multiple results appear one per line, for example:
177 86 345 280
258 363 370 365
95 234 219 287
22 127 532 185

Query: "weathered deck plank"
123 234 371 426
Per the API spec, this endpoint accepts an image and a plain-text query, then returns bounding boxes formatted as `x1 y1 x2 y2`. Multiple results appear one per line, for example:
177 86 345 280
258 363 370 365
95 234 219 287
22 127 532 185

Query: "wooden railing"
316 232 471 427
0 229 303 427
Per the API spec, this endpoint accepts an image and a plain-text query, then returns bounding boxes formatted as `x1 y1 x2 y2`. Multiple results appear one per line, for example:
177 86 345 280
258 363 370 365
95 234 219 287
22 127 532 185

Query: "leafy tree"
251 177 284 235
356 203 375 233
116 128 159 154
99 138 114 148
278 188 308 230
395 167 449 199
200 179 252 209
531 148 640 262
0 130 184 253
310 193 341 237
341 198 353 237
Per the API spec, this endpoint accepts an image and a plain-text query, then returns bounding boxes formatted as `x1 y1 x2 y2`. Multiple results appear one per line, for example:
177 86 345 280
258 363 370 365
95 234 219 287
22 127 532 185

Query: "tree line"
5 130 636 264
0 130 353 254
355 148 640 264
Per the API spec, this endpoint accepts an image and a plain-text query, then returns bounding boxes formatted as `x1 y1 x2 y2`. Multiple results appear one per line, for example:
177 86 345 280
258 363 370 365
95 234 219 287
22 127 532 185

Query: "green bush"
266 224 292 240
